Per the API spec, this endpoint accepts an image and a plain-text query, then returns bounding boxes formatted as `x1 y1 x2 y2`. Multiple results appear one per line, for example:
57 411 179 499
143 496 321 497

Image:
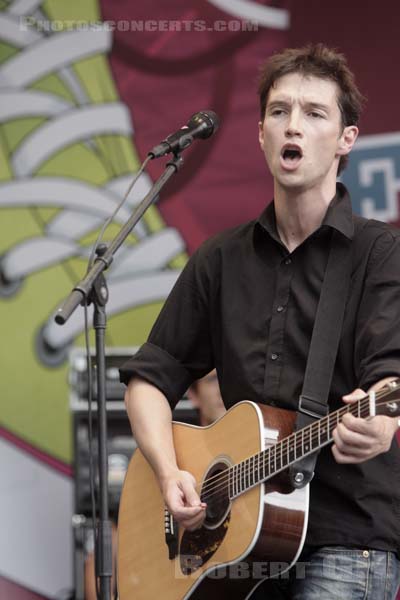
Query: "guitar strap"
289 228 352 488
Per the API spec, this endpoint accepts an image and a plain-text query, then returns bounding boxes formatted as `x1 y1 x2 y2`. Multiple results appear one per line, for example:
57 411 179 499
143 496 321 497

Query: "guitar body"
118 401 309 600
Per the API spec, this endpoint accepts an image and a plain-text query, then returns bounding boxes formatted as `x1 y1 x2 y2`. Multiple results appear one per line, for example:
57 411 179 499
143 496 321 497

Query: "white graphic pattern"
0 1 186 368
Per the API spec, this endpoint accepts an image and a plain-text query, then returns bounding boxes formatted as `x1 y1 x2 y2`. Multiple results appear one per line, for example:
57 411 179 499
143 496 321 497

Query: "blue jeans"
250 546 400 600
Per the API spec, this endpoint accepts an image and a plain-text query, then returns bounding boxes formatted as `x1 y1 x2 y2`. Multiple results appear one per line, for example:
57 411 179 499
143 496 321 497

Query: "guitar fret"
279 441 283 470
304 427 310 453
319 418 326 444
279 443 282 470
255 453 259 486
284 438 288 468
288 436 295 464
229 380 400 500
286 437 290 467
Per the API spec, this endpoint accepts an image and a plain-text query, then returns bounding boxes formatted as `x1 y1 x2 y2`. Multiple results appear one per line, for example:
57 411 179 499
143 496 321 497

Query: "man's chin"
276 173 307 191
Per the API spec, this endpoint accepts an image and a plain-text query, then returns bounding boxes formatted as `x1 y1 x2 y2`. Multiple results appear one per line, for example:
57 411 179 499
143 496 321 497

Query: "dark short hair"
258 43 365 174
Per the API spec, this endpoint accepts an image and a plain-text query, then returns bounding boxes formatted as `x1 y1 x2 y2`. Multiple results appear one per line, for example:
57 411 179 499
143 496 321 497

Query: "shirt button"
284 258 291 265
362 550 369 558
277 305 285 312
271 353 278 361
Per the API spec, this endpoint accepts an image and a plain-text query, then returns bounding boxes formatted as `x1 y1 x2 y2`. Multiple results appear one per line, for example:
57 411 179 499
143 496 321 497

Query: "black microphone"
149 110 219 158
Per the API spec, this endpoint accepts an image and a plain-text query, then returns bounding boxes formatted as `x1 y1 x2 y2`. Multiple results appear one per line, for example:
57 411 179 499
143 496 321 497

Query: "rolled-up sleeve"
355 229 400 391
119 245 215 408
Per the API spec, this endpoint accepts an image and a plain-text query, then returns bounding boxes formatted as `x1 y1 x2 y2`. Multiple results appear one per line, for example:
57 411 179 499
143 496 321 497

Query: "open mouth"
283 148 301 160
280 145 303 169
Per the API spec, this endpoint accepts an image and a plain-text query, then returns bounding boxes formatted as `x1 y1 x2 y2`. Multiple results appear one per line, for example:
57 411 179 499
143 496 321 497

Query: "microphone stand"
55 153 183 600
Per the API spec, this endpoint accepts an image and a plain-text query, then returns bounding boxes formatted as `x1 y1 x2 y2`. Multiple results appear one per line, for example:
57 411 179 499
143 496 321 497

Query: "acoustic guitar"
118 380 400 600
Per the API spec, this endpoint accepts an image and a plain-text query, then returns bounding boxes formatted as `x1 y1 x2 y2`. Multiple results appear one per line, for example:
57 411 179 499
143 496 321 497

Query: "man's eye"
310 112 323 118
271 109 285 116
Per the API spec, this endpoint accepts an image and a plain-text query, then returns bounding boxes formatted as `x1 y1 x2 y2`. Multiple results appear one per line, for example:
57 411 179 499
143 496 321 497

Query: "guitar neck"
228 380 400 499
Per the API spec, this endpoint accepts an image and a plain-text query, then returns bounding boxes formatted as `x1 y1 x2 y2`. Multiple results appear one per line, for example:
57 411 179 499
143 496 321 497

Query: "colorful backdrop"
0 1 399 598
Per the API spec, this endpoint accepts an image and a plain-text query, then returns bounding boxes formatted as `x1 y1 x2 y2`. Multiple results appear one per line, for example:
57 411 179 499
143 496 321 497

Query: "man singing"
120 44 400 599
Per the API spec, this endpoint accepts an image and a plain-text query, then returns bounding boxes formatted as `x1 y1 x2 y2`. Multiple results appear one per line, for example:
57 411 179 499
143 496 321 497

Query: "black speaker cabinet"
69 347 197 517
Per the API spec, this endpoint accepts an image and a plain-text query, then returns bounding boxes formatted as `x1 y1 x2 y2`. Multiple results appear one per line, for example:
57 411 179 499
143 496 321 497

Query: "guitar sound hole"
202 461 230 528
180 460 231 574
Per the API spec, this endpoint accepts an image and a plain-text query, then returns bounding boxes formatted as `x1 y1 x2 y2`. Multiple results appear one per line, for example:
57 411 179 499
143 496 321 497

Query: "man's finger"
179 478 204 508
332 444 364 464
173 504 206 521
333 422 372 449
342 388 365 403
181 511 207 531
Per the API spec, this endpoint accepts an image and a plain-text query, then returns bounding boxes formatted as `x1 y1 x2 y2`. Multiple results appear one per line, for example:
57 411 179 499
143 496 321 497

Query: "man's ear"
337 125 359 157
258 120 265 150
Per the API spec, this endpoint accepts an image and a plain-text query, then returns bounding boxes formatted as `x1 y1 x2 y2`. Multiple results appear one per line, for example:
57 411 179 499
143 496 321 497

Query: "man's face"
259 72 358 193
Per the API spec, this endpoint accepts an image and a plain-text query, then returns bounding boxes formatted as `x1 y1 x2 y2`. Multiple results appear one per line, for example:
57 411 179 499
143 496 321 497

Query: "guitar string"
200 394 398 505
197 392 396 504
197 392 372 495
197 388 397 502
198 384 397 499
198 397 365 497
199 392 395 503
199 400 371 503
199 399 372 504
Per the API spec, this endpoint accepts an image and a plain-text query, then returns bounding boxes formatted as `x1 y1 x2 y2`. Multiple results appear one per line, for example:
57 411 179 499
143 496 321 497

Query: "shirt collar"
257 182 354 241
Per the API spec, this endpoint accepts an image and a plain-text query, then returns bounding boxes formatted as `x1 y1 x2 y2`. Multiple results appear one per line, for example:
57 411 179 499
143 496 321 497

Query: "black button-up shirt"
120 183 400 554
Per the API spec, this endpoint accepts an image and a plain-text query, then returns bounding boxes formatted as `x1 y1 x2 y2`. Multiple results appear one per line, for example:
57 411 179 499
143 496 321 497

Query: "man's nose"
285 110 303 137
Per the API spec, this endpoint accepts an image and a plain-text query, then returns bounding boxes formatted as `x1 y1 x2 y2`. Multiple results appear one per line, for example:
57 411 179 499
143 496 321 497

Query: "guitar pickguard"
180 511 231 575
180 459 232 575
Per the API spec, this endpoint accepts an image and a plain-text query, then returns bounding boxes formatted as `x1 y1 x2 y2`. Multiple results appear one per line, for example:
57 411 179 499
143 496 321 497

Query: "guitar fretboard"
225 381 400 500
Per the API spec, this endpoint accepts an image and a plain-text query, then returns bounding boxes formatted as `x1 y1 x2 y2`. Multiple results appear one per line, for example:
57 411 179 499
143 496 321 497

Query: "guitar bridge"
164 507 178 559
